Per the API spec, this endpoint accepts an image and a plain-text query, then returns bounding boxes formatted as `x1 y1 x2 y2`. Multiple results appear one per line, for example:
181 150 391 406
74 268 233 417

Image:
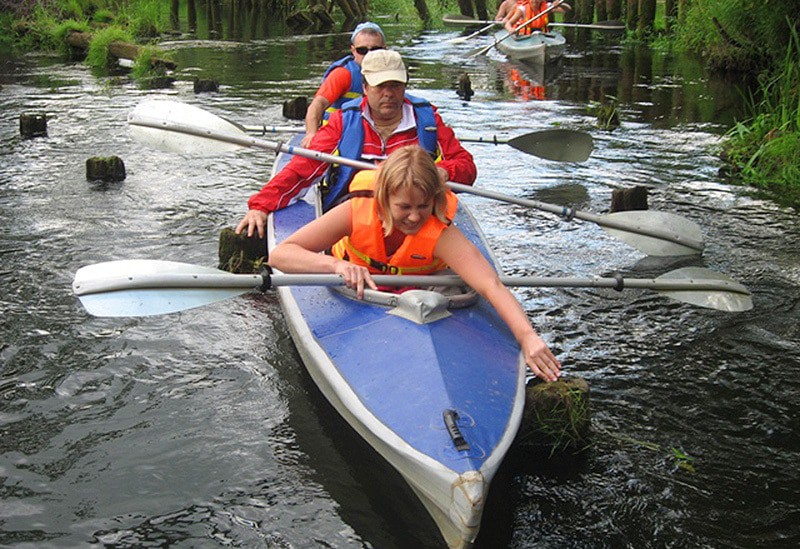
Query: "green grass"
721 25 800 205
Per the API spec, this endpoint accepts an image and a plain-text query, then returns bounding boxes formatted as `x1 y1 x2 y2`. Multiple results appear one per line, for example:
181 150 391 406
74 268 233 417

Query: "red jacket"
247 97 477 213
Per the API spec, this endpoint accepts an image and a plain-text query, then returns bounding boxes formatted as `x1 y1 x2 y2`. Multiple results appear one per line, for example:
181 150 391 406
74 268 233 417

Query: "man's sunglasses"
353 46 384 55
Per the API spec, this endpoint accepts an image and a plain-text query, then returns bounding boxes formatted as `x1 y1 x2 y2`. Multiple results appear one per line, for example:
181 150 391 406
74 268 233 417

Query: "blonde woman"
269 146 561 382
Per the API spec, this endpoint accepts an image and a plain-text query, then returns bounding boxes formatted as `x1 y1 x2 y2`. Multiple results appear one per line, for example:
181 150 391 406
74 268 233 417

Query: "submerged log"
517 377 591 453
218 227 267 273
65 31 177 70
20 113 48 138
86 156 126 182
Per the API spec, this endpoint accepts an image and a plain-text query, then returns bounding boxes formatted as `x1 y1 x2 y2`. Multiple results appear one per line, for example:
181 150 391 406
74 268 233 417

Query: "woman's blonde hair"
374 146 448 235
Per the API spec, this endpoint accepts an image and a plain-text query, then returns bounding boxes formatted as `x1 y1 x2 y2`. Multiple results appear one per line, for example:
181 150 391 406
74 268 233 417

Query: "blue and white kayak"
495 29 566 64
267 135 526 548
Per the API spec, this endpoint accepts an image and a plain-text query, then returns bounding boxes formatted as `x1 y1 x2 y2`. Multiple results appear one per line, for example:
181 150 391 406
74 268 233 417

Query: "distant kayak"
494 30 566 63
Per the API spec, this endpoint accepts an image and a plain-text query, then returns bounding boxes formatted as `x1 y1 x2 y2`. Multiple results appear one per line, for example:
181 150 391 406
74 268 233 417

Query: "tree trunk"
607 0 622 21
595 0 607 22
457 0 475 18
626 0 638 30
637 0 655 35
413 0 430 23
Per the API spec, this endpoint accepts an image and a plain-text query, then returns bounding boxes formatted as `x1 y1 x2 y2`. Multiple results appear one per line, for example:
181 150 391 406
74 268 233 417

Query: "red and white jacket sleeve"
432 109 477 186
246 112 346 213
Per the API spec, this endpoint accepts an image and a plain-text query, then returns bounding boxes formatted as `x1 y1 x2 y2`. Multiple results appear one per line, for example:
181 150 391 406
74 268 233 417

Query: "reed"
721 25 800 204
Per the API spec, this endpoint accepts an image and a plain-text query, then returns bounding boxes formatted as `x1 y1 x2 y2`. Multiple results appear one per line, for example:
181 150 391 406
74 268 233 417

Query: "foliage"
132 45 170 79
85 25 134 70
674 0 793 72
52 19 90 54
721 26 800 204
115 0 169 39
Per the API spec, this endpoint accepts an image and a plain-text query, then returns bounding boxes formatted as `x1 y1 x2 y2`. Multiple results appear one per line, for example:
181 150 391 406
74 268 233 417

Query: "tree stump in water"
86 156 126 182
456 72 474 101
20 113 48 138
283 97 308 120
218 228 267 274
193 78 219 93
610 186 649 212
517 376 591 453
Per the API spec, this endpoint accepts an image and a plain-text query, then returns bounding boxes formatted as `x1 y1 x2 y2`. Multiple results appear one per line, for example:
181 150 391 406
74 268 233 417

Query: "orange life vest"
516 0 549 36
330 171 458 275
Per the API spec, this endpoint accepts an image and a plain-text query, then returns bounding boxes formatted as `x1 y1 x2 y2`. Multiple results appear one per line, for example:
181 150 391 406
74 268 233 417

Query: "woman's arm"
504 6 524 33
268 203 378 298
434 227 561 382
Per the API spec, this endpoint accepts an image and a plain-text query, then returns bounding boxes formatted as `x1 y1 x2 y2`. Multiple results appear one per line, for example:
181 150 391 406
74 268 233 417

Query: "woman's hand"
334 260 377 299
520 332 561 382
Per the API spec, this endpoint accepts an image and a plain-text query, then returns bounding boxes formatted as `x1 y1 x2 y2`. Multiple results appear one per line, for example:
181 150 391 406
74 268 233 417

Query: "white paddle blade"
656 267 753 312
128 99 245 154
77 288 249 317
601 211 704 256
73 260 254 317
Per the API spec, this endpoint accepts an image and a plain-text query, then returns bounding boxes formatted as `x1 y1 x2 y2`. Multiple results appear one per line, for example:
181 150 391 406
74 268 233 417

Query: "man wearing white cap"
237 50 477 239
301 22 386 147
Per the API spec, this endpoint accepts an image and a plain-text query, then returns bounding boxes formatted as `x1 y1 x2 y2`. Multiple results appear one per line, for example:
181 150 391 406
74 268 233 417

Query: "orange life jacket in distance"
516 0 549 36
330 171 458 275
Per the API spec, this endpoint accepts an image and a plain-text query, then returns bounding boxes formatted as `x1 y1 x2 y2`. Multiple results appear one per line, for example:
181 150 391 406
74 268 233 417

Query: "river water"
2 15 799 549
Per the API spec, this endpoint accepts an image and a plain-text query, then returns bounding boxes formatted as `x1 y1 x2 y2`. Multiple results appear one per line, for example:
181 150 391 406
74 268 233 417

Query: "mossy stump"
283 96 308 120
610 186 648 212
20 113 47 138
517 377 591 453
456 72 474 101
138 76 176 90
86 156 126 182
596 100 620 130
218 227 267 274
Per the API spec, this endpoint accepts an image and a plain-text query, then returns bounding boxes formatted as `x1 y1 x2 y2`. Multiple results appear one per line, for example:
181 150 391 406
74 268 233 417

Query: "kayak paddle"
73 259 753 317
470 0 565 58
127 99 704 256
239 122 594 163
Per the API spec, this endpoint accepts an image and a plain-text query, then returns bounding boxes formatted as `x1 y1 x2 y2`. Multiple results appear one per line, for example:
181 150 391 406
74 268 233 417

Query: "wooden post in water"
86 157 126 182
626 0 638 31
19 114 47 138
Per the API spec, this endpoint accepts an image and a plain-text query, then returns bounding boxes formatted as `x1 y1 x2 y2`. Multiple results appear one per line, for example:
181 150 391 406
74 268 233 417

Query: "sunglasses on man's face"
353 45 384 55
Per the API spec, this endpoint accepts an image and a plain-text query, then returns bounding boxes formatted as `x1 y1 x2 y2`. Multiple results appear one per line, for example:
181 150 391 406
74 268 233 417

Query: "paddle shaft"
449 20 501 43
472 0 564 57
448 15 623 31
129 115 375 171
241 124 518 147
73 270 751 297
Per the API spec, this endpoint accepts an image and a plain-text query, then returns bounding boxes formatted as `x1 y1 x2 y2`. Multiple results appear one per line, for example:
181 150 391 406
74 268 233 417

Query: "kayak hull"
495 30 566 63
268 135 526 547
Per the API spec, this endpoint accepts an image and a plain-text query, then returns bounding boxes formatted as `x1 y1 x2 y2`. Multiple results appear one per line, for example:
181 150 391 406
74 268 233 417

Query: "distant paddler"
505 0 572 34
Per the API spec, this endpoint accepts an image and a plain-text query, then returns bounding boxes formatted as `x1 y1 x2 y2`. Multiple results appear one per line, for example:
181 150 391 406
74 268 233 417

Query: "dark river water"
2 13 800 549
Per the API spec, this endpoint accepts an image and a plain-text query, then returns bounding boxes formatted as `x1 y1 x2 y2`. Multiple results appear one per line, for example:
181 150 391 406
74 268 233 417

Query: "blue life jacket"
324 94 439 210
321 55 363 120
